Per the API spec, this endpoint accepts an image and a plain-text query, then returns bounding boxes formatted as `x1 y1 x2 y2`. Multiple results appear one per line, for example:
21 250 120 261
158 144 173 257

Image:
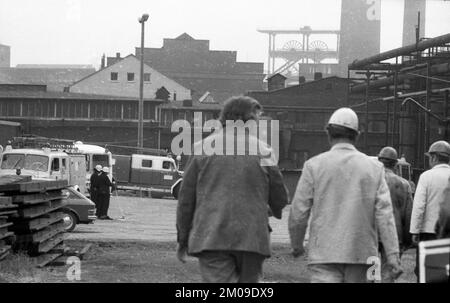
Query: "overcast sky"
1 0 450 71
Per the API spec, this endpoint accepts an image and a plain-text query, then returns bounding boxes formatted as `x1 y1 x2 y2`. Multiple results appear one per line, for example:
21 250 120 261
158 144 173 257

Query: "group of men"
176 95 450 283
90 165 115 220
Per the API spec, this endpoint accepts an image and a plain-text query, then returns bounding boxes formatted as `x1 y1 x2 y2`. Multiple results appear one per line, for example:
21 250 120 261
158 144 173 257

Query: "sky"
1 0 450 72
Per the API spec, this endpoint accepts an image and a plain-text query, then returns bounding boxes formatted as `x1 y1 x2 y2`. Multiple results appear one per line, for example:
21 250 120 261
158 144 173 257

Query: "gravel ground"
0 195 416 283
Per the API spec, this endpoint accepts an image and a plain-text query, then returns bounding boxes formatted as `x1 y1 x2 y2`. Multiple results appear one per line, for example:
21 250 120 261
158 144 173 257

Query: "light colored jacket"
289 143 399 264
410 164 450 234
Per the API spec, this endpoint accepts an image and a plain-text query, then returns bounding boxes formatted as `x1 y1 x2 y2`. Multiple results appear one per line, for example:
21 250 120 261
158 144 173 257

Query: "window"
127 73 135 82
51 158 60 171
62 158 67 169
162 161 174 170
173 92 177 101
142 160 152 168
110 72 118 81
144 73 151 82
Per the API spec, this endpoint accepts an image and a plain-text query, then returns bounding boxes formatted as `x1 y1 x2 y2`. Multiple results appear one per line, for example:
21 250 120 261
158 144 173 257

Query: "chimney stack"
314 72 323 81
116 52 121 58
100 54 106 69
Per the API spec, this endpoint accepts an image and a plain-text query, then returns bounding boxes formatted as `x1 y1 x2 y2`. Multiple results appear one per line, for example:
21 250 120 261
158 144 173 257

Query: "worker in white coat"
288 107 402 283
410 140 450 279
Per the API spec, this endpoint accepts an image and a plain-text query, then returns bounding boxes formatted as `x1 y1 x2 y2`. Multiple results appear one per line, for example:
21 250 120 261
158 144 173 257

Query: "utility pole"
138 13 149 152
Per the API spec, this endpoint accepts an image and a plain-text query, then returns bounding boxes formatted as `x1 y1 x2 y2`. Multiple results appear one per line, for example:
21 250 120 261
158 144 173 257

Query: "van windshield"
92 154 109 169
1 154 49 172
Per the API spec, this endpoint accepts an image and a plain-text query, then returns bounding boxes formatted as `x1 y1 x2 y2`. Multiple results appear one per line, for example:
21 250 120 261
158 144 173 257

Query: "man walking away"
377 146 413 282
90 164 103 216
289 107 402 283
97 166 113 220
435 176 450 238
176 96 289 283
410 140 450 278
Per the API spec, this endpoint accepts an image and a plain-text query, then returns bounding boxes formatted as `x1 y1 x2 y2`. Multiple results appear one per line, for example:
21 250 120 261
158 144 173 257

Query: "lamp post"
138 13 149 152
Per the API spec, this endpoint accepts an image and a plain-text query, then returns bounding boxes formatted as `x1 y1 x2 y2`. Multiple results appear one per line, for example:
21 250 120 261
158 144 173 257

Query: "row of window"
0 100 156 120
110 72 151 82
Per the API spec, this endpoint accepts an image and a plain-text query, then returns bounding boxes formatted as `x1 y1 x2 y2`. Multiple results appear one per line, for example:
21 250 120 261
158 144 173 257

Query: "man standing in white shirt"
410 140 450 279
289 107 402 283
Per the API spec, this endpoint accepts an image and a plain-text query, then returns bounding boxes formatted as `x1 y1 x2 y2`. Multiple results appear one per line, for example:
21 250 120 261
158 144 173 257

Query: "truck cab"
0 146 87 193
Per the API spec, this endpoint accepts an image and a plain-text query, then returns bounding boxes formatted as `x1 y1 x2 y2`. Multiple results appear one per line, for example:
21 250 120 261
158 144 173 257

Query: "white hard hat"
102 166 110 173
327 107 359 132
95 165 103 171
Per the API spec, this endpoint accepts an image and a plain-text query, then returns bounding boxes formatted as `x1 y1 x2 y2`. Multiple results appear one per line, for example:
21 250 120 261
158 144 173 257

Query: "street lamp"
137 13 149 152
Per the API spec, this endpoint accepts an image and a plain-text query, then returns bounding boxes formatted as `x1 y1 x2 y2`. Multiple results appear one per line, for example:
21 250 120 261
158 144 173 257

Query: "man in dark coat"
176 96 289 283
377 146 413 282
90 164 103 216
97 166 113 220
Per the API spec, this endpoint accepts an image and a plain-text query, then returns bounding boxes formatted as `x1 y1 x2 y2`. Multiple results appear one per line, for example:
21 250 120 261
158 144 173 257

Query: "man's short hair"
433 153 450 164
379 158 397 169
326 124 358 142
219 96 262 126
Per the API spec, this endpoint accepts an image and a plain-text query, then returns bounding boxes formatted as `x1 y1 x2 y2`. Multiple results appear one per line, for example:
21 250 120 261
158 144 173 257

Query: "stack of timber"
0 176 24 261
0 176 68 265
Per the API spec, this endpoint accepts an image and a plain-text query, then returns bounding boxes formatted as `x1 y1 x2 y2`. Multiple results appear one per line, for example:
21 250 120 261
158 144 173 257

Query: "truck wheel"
62 210 78 232
150 191 165 199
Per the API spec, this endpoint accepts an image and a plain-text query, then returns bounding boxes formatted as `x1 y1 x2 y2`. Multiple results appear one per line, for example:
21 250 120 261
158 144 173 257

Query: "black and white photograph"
0 0 449 291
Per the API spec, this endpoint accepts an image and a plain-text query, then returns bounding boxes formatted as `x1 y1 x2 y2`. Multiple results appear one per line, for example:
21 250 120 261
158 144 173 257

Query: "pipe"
350 62 450 93
349 33 450 70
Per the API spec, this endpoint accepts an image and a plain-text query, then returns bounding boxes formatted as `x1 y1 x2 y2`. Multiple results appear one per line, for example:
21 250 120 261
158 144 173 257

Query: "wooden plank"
0 248 11 261
16 200 65 219
0 179 67 193
0 204 17 210
48 243 69 254
31 222 65 243
78 243 93 260
36 233 66 253
12 190 65 205
0 210 17 217
0 196 13 206
0 231 14 241
12 211 65 231
0 217 8 225
0 175 32 186
36 253 63 268
0 222 12 229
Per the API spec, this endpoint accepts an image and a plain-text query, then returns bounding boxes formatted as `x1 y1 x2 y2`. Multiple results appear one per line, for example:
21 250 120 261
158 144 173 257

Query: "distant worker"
435 176 450 239
97 166 114 220
289 107 402 283
410 140 450 278
377 146 413 282
90 164 103 216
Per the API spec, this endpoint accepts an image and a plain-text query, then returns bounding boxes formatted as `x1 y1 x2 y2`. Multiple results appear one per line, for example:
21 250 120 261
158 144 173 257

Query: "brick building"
0 84 165 154
130 33 265 103
70 54 191 101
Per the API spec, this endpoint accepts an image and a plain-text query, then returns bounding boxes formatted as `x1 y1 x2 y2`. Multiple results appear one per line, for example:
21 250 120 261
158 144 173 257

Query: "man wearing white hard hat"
410 140 450 279
288 107 401 283
90 164 103 216
97 166 114 220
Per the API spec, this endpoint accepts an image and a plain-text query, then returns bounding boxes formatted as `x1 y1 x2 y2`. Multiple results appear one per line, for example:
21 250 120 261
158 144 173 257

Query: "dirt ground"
0 195 417 283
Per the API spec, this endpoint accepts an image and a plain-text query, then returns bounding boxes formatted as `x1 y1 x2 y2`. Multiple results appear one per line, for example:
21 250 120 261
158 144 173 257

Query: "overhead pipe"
350 62 450 93
348 33 450 70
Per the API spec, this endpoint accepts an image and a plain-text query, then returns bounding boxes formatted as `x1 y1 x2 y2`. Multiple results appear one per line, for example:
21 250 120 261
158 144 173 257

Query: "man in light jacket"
410 140 450 278
289 107 402 283
176 96 289 283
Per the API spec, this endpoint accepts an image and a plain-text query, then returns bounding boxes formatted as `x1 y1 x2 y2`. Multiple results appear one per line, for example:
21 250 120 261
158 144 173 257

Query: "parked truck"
113 153 182 198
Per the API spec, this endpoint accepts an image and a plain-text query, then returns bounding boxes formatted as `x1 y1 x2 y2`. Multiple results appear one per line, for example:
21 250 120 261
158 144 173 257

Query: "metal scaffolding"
347 32 450 176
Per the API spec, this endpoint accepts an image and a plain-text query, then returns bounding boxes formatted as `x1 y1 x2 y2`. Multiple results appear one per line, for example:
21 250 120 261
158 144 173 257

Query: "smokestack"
338 0 381 76
402 0 426 46
116 52 121 58
101 53 106 69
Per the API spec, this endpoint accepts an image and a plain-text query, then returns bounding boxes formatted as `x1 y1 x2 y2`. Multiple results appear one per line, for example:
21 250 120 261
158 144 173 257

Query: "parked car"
61 186 96 232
